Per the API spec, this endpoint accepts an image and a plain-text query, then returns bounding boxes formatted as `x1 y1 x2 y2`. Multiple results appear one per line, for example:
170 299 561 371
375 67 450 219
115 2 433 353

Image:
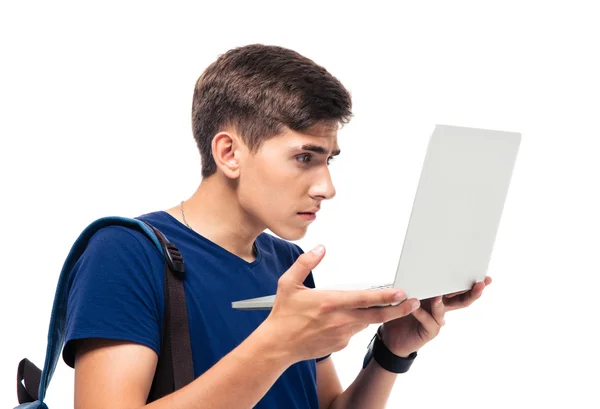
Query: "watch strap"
364 326 417 374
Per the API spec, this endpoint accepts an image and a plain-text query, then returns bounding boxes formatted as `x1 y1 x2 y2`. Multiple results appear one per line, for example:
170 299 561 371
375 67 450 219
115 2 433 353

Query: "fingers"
444 289 468 299
445 277 492 299
444 281 486 311
411 303 443 338
354 298 421 324
279 245 326 286
430 296 445 326
331 288 408 310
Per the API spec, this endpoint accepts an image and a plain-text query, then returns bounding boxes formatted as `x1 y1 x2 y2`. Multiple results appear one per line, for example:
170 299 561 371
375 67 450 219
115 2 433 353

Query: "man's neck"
165 175 263 262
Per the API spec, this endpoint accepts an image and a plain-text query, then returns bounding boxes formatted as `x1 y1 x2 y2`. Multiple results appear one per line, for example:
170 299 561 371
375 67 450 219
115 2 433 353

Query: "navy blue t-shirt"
63 210 328 408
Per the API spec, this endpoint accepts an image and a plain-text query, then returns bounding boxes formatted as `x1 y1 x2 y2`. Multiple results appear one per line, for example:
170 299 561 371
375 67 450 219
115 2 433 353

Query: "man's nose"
310 167 336 200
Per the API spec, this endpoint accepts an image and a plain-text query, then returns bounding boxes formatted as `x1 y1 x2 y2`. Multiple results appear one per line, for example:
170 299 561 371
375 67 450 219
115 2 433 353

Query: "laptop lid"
391 124 521 300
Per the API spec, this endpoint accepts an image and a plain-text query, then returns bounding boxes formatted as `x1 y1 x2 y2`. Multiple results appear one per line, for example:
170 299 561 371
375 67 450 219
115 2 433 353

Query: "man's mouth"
297 212 317 221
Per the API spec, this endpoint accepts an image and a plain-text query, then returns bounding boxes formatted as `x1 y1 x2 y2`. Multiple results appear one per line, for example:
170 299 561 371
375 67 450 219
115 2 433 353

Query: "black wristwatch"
362 326 417 373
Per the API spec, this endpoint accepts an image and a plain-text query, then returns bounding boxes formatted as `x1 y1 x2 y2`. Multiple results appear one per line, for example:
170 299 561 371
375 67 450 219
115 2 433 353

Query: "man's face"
236 123 340 240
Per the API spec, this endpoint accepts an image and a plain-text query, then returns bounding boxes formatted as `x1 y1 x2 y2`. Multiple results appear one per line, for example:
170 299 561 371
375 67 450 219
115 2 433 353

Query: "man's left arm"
316 353 403 409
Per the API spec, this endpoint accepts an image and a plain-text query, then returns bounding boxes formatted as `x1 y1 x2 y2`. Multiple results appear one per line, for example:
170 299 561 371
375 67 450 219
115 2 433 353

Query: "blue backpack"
15 217 195 408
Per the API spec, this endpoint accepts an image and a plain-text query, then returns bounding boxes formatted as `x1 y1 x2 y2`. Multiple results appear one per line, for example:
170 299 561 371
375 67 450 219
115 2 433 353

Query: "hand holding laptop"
258 243 492 362
380 275 492 357
258 244 422 363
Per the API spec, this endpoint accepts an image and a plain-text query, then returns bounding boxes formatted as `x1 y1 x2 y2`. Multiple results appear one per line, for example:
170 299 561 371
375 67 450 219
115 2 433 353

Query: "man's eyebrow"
300 144 341 156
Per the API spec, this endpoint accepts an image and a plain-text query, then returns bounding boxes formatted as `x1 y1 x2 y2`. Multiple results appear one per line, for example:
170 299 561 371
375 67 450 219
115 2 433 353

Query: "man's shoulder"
88 223 153 249
82 218 164 266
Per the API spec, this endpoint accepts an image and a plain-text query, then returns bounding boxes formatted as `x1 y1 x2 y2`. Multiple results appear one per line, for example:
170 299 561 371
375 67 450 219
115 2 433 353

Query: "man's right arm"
74 321 294 409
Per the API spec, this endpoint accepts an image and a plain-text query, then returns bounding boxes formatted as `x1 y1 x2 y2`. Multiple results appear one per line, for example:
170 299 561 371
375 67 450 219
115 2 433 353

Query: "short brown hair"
191 44 353 177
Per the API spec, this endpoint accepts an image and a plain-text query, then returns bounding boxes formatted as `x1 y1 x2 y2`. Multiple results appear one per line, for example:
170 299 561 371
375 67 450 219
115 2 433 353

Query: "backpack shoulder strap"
16 216 193 407
145 223 194 402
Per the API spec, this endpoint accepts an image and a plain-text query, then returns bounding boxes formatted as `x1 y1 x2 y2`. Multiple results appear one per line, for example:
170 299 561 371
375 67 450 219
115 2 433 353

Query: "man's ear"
212 131 242 179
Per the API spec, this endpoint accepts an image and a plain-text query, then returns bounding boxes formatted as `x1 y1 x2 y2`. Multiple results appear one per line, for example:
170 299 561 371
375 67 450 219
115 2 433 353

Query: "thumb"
280 245 326 286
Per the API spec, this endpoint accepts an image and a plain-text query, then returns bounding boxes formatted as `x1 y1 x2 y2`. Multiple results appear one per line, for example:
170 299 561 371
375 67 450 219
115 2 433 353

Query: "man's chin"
268 225 308 241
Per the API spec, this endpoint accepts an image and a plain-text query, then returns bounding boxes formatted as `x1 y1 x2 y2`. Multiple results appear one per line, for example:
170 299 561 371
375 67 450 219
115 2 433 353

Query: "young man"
65 44 491 409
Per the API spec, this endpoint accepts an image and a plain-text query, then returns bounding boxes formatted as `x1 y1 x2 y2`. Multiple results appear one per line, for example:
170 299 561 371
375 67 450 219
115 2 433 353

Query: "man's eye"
296 153 312 164
296 154 335 165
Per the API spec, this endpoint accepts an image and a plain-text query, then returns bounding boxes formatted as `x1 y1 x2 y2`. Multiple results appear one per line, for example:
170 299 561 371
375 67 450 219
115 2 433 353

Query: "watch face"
362 347 373 369
362 336 376 369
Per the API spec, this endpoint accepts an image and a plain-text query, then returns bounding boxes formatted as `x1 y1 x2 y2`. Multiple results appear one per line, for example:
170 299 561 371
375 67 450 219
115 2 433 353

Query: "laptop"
232 124 521 310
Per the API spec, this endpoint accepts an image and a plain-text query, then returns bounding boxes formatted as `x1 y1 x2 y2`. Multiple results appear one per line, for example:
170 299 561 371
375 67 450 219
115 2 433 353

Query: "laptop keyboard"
368 284 393 290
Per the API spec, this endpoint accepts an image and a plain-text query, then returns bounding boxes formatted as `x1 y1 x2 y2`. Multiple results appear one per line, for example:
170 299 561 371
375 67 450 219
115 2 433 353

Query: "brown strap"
146 224 194 402
17 358 41 403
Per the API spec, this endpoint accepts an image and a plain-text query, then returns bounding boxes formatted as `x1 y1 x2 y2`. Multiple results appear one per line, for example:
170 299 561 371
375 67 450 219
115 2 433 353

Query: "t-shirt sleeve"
62 225 165 368
292 244 331 363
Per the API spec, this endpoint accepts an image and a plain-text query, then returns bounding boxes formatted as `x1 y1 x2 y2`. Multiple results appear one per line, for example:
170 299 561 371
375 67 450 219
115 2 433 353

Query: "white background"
1 1 599 407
